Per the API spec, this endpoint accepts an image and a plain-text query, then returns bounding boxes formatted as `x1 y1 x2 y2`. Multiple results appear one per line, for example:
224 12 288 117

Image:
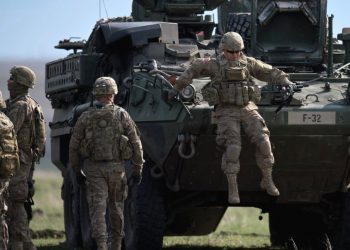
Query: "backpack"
30 98 46 163
81 106 132 161
0 112 19 179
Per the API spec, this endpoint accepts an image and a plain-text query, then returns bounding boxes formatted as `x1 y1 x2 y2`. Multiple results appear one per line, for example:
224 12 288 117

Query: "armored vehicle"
45 0 350 249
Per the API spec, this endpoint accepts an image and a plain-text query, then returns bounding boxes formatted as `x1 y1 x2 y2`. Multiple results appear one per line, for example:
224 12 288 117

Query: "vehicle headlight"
180 84 196 101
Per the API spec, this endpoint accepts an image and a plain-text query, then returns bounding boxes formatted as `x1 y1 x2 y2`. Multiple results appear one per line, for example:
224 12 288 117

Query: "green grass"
30 170 278 249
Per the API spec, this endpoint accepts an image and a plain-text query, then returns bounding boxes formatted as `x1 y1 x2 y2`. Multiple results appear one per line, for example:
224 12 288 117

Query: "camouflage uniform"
0 91 20 250
5 66 46 250
69 77 144 250
175 32 292 203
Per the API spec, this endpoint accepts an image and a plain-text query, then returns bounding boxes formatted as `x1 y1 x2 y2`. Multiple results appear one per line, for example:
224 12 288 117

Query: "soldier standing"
69 77 144 250
5 66 46 250
173 32 295 204
0 90 20 250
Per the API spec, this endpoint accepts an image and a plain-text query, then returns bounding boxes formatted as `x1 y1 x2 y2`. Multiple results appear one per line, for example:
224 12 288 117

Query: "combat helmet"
10 66 36 88
93 77 118 95
220 32 244 52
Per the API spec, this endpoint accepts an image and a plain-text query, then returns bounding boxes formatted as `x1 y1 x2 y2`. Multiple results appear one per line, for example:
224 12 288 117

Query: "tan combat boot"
226 174 240 204
111 236 122 250
260 168 280 196
97 241 108 250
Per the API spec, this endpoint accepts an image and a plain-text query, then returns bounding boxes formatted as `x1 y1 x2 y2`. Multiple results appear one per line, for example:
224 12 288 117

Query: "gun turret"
132 0 226 39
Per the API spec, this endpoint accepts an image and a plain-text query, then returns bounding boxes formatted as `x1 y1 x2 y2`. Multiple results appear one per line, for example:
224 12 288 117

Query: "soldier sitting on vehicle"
171 32 296 203
69 77 144 250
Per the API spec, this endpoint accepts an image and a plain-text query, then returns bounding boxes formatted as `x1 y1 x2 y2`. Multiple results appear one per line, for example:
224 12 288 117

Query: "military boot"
97 241 108 250
10 241 24 250
111 236 122 250
260 168 280 196
23 241 37 250
226 174 240 204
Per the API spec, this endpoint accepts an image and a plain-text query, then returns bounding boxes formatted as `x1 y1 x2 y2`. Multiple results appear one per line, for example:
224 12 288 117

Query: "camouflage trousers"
84 160 128 246
7 161 35 249
215 104 274 174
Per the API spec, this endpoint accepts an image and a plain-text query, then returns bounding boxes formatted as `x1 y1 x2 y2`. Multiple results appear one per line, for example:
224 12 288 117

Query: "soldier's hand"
168 75 177 85
76 171 86 185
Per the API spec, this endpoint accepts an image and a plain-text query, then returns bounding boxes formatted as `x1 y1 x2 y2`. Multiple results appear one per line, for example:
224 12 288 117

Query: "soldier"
69 77 144 250
5 66 46 250
172 32 295 204
0 90 20 250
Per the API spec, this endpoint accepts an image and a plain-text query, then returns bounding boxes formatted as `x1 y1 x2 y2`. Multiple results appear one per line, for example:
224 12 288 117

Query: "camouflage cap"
220 32 244 52
10 66 36 88
0 90 5 108
93 77 118 95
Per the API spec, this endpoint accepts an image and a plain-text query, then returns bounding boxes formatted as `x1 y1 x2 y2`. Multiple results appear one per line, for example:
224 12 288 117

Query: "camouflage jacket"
175 53 290 91
69 103 144 172
5 94 45 164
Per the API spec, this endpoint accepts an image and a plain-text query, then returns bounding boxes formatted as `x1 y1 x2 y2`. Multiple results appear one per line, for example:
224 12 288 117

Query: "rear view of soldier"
0 90 19 250
69 77 144 250
5 66 46 250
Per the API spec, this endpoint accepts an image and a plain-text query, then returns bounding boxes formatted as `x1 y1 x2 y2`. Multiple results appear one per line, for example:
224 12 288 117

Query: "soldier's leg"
7 178 30 250
217 118 242 204
7 201 27 250
242 110 279 196
86 165 109 250
107 166 127 250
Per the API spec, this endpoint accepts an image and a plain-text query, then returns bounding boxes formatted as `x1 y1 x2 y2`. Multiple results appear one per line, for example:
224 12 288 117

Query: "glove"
76 171 86 185
130 167 142 187
168 75 177 85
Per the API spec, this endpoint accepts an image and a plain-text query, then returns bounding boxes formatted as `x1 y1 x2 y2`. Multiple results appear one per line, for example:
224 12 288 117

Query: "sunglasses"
225 50 241 54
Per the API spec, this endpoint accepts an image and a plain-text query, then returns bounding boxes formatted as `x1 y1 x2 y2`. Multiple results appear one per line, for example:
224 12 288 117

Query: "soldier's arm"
175 58 216 91
6 102 26 133
248 57 291 85
69 113 86 172
120 111 144 170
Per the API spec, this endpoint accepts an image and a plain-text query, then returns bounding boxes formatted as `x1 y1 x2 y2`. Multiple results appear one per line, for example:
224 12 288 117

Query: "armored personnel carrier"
45 0 350 249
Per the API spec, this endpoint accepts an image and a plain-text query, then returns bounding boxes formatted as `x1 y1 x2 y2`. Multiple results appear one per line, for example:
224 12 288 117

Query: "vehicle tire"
79 182 97 250
329 192 350 250
124 162 166 250
270 208 332 250
63 167 82 248
225 13 251 47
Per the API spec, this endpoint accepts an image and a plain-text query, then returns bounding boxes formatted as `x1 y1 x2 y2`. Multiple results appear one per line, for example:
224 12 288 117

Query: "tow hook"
178 134 196 159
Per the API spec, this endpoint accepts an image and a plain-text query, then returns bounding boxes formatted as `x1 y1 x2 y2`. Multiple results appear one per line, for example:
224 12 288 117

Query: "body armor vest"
214 59 260 106
81 106 132 162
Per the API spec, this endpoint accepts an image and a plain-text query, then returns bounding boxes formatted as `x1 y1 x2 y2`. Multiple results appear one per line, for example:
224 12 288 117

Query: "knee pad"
256 135 272 156
226 144 241 163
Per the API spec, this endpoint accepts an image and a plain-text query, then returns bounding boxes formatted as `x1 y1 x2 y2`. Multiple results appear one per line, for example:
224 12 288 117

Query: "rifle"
261 84 305 115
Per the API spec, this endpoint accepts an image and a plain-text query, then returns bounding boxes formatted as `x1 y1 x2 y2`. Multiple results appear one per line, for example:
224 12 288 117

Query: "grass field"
30 170 277 250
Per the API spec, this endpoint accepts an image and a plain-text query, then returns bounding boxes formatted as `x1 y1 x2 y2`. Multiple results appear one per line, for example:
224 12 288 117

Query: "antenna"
99 0 109 19
102 0 109 18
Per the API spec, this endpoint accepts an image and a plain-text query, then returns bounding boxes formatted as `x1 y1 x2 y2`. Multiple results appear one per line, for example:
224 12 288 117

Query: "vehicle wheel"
124 162 166 250
63 167 82 248
79 182 97 250
329 192 350 250
270 208 332 250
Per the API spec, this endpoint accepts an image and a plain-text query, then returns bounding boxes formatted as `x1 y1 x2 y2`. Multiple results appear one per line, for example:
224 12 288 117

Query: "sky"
0 0 349 61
